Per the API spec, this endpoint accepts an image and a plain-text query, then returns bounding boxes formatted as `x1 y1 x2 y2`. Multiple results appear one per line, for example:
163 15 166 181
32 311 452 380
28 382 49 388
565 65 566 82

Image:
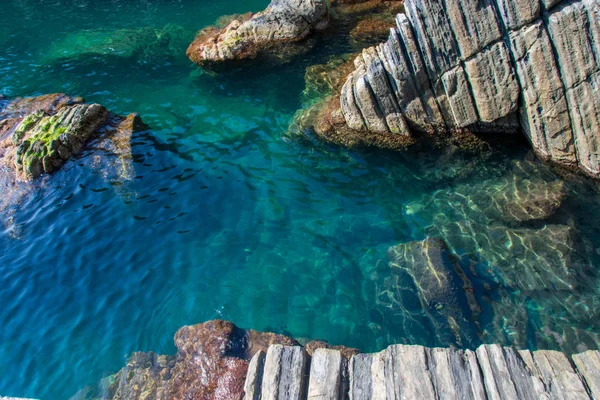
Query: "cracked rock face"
186 0 329 67
0 93 145 181
315 0 600 178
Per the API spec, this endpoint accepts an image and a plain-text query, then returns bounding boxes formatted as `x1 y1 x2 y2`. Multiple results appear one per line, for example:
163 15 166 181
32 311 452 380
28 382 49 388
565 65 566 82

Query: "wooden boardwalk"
245 344 600 399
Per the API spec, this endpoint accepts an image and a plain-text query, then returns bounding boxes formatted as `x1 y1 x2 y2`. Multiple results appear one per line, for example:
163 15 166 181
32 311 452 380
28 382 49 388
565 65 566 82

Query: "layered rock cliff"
312 0 600 177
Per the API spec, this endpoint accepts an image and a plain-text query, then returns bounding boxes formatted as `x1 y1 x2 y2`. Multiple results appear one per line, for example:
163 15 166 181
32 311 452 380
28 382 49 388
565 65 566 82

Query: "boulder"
0 94 146 181
186 0 329 67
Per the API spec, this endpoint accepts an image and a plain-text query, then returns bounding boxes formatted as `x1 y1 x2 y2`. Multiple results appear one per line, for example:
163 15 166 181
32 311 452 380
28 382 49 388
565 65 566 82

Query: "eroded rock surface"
0 93 144 181
309 0 600 177
186 0 330 67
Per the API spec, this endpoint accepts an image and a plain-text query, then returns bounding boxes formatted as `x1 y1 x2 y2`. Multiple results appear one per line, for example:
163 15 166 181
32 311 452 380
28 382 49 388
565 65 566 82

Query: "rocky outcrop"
97 320 298 400
0 93 145 181
186 0 329 67
312 0 600 177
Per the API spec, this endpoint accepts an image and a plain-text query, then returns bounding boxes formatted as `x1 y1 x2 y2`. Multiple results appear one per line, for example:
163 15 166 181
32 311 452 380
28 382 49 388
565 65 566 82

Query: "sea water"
1 0 600 398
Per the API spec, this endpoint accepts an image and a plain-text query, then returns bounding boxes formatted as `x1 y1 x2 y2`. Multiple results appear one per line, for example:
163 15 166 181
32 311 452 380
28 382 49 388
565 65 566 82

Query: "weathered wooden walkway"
245 344 600 399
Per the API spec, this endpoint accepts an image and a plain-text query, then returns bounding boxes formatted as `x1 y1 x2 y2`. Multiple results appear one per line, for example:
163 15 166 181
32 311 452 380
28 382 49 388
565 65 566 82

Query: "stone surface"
305 0 600 178
261 345 308 400
0 94 145 181
244 351 265 400
385 345 436 399
307 348 342 400
186 0 329 66
348 352 386 400
572 350 600 398
533 350 590 399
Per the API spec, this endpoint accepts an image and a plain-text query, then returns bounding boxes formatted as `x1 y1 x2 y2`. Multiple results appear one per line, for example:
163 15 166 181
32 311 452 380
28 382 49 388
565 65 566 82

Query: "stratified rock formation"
186 0 330 67
311 0 600 177
0 93 145 181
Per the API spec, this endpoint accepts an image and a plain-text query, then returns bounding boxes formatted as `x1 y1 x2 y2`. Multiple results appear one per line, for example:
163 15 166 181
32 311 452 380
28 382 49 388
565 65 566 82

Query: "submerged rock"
186 0 330 67
304 0 600 178
0 93 146 181
44 24 190 65
387 237 482 346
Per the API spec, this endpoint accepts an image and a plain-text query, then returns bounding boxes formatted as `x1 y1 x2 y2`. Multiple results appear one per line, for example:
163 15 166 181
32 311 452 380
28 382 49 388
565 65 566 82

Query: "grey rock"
496 0 540 30
441 66 479 128
572 350 600 398
532 350 590 399
307 348 342 400
313 0 600 178
476 344 520 399
444 0 502 58
348 352 386 400
510 21 575 164
385 345 436 399
244 350 265 400
427 348 487 400
404 0 460 76
464 42 520 122
261 345 308 400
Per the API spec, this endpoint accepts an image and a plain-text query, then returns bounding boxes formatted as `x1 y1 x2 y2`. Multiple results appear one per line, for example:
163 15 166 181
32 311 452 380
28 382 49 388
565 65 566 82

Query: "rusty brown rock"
102 320 298 400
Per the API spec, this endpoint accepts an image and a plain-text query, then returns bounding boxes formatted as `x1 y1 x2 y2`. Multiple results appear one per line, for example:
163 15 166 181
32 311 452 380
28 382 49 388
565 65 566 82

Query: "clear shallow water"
1 0 600 398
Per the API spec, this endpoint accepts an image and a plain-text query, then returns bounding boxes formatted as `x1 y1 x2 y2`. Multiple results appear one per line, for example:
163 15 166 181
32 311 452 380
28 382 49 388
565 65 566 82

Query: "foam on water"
1 0 600 399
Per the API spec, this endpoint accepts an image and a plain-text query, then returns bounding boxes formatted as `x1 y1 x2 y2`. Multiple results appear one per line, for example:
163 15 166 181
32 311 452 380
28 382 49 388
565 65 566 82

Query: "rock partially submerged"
0 93 146 181
186 0 330 67
84 320 297 400
305 0 600 178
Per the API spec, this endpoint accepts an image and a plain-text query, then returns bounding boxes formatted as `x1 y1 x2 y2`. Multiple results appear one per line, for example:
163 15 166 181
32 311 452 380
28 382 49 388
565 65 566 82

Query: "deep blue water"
2 0 600 398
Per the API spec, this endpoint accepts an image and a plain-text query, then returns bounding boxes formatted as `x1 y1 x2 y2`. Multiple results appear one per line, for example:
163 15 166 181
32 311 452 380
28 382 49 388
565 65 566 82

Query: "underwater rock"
102 320 298 400
44 24 190 65
304 0 600 178
186 0 330 67
349 17 398 46
0 93 145 181
387 237 482 346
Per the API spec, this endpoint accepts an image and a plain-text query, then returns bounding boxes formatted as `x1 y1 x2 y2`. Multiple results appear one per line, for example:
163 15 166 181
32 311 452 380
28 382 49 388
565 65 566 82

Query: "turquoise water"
1 0 600 398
